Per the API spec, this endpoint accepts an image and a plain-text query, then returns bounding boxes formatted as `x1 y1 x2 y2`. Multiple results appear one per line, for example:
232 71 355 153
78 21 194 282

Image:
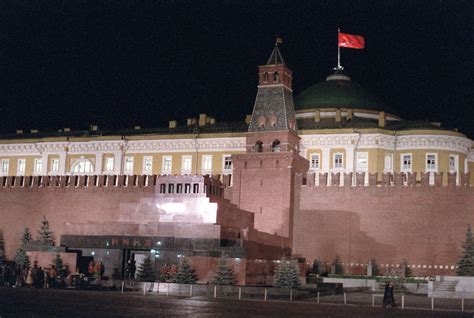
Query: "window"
17 159 26 175
426 154 437 171
271 140 281 152
356 152 368 170
449 155 457 172
263 72 269 82
181 155 192 174
401 154 412 171
310 154 320 170
384 154 393 172
72 159 93 174
161 156 171 174
34 159 42 174
254 141 263 153
51 159 59 173
1 159 9 174
143 156 153 174
334 153 343 169
273 71 279 82
202 155 212 174
124 156 134 174
105 157 114 172
223 155 232 171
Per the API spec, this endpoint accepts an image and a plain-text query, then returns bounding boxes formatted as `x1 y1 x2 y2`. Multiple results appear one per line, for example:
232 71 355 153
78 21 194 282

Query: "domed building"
0 43 472 281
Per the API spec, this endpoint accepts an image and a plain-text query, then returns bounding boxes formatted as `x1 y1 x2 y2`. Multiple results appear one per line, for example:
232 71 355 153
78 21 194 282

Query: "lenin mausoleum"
0 44 473 284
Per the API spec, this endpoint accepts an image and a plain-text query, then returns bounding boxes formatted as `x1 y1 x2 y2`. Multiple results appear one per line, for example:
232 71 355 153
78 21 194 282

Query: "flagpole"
337 28 341 69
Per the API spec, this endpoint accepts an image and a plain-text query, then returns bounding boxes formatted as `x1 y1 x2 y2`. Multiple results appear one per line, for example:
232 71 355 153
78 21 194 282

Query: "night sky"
0 1 472 137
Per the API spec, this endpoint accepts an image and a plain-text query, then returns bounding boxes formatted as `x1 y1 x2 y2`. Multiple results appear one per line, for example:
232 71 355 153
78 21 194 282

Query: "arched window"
258 115 266 128
254 141 263 153
264 72 269 82
273 71 279 82
269 114 278 127
71 159 94 175
271 140 281 152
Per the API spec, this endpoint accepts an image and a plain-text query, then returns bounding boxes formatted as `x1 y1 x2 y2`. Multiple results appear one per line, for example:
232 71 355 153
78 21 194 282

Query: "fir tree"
400 259 412 278
0 229 6 265
311 259 321 275
14 248 30 269
369 258 380 276
21 227 32 247
38 216 54 245
273 258 301 288
136 257 156 282
172 258 197 284
52 254 69 278
211 253 236 285
457 224 474 276
332 255 344 275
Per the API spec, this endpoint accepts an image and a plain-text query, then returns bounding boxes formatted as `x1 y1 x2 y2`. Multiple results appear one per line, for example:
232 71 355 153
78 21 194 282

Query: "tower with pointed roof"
231 42 309 246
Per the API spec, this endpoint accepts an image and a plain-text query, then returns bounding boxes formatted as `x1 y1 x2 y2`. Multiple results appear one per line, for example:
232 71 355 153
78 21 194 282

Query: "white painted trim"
425 152 438 173
161 155 171 175
143 156 154 175
222 154 232 174
181 155 193 175
400 153 412 173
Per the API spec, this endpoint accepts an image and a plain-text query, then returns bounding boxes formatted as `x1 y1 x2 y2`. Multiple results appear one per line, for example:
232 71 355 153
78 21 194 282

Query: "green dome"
294 72 388 112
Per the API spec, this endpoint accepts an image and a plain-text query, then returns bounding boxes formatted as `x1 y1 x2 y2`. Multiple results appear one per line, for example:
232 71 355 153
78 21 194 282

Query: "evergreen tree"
14 248 30 269
369 258 380 276
38 216 54 245
457 224 474 276
400 259 412 278
136 257 156 282
211 253 236 285
20 227 32 247
273 258 301 288
52 254 69 278
311 259 321 275
172 258 197 284
332 255 344 275
0 229 6 265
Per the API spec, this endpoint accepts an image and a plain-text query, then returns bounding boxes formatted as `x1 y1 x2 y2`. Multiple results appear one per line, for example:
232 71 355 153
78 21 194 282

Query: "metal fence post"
143 283 146 295
264 289 267 301
344 292 347 305
462 298 464 312
317 291 320 304
431 297 434 310
401 295 404 310
121 281 124 294
290 289 293 302
190 284 193 297
238 287 242 300
166 283 169 296
372 294 375 307
214 285 217 298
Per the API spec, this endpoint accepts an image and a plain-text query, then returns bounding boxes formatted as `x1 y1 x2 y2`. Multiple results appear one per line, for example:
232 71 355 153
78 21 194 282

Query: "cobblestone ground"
0 288 472 318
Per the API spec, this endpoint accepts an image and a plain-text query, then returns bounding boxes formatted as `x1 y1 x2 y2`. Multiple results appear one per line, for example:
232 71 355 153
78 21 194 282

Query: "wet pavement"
0 287 471 317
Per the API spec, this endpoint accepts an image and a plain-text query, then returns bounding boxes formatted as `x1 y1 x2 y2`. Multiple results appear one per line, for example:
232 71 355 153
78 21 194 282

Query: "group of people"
0 262 59 288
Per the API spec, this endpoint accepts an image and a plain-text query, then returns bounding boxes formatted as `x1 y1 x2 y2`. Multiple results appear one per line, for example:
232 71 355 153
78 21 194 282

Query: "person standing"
382 281 395 308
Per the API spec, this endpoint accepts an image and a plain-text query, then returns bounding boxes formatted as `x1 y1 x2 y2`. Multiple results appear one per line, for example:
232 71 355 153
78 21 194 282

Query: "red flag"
338 32 365 49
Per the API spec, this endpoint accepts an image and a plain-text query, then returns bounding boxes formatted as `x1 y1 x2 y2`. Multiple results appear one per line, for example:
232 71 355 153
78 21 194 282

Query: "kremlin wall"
0 43 473 282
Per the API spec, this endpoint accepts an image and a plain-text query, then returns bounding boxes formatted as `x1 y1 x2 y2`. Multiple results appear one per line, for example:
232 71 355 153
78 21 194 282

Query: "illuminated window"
142 156 153 174
34 159 42 174
426 153 437 171
17 159 26 175
202 155 212 174
334 153 343 169
181 155 192 174
161 156 171 174
401 154 412 171
356 152 368 170
310 154 320 170
72 159 93 174
105 157 114 172
223 155 232 171
1 159 9 174
124 156 134 174
51 159 59 173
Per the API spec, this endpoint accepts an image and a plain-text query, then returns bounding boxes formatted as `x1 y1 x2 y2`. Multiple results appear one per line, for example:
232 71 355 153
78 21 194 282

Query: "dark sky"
0 1 472 137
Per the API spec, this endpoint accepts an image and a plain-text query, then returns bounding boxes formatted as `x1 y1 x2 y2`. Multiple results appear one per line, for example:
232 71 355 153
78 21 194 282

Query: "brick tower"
232 42 309 246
